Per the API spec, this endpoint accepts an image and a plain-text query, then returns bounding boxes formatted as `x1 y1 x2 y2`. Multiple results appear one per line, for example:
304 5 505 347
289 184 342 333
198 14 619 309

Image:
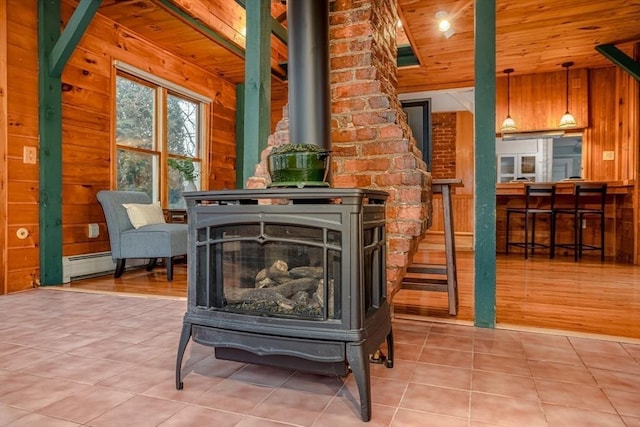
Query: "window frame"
113 62 210 208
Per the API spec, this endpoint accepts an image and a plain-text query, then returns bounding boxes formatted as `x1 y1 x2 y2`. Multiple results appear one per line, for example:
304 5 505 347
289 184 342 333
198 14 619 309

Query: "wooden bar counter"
496 180 636 262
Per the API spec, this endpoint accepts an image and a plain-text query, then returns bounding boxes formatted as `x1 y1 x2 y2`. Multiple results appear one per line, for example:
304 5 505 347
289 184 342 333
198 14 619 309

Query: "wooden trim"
0 0 8 294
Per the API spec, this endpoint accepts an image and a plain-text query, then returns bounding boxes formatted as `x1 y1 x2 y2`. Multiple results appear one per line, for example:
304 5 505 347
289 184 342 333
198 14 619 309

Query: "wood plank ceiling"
90 0 640 93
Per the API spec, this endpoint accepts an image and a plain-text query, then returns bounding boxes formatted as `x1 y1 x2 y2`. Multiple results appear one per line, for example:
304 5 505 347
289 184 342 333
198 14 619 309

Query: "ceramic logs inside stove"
175 188 393 421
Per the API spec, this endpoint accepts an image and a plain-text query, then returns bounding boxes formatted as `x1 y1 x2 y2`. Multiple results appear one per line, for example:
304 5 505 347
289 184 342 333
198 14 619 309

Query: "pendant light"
559 61 577 128
500 68 517 132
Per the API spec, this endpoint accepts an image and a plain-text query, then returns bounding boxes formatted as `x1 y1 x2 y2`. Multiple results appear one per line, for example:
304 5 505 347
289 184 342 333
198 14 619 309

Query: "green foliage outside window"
115 73 203 208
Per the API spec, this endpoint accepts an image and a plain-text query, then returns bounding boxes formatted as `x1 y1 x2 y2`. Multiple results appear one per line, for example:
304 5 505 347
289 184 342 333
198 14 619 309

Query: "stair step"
407 264 447 275
401 277 448 292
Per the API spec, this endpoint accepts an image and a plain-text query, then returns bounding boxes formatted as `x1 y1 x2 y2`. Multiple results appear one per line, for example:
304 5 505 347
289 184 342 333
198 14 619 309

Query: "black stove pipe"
286 0 330 150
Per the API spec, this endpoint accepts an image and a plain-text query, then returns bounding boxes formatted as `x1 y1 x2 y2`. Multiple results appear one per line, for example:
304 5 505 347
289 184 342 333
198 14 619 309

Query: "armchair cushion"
122 201 166 229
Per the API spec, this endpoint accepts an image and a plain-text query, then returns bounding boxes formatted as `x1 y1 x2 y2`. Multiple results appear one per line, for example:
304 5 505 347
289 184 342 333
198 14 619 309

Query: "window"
115 69 208 209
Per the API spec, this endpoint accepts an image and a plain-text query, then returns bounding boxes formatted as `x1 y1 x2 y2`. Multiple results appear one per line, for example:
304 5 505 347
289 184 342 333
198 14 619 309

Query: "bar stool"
505 183 556 259
554 183 607 261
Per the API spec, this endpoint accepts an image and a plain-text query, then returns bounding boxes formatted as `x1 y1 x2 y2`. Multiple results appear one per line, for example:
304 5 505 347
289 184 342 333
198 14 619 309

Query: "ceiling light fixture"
501 68 517 132
435 11 455 39
559 61 577 128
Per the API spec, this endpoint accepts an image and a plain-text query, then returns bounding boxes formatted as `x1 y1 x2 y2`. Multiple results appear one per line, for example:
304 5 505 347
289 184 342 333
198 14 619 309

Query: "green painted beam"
473 0 497 328
234 0 288 44
157 0 246 59
397 45 419 67
596 44 640 81
241 0 271 187
49 0 101 76
235 83 245 188
38 0 64 285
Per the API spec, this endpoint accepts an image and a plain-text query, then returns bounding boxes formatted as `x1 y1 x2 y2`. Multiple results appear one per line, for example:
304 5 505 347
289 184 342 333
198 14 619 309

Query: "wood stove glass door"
195 222 342 321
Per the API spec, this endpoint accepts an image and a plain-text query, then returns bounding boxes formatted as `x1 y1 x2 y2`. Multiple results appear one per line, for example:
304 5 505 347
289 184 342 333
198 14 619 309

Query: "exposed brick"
330 22 371 39
386 221 423 236
331 144 359 157
351 111 395 126
331 53 372 70
378 124 404 139
334 81 381 98
343 157 390 172
355 67 378 81
386 252 409 268
391 154 417 170
362 139 409 156
431 112 457 178
333 98 366 112
368 95 390 109
331 69 356 85
332 174 373 188
388 236 411 253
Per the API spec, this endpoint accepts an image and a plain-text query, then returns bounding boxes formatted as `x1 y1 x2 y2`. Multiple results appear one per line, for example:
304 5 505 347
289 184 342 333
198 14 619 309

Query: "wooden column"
38 0 100 285
474 0 497 328
241 0 271 187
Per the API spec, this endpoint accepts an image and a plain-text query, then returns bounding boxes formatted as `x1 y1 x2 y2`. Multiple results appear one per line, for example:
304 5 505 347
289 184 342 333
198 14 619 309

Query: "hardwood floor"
65 248 640 340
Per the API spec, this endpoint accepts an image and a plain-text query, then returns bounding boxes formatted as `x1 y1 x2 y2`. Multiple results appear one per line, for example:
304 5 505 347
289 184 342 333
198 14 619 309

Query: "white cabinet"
496 137 550 182
497 153 540 182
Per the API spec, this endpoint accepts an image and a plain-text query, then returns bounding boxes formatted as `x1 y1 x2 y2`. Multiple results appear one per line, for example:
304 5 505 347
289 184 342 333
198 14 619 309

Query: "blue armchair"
97 190 188 281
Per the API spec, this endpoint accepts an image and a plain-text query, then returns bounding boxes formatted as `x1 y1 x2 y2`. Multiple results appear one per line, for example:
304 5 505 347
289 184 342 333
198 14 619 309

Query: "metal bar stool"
554 183 607 261
506 183 556 259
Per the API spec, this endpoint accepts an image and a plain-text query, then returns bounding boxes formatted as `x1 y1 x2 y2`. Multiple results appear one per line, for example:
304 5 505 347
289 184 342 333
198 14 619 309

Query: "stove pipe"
286 0 330 150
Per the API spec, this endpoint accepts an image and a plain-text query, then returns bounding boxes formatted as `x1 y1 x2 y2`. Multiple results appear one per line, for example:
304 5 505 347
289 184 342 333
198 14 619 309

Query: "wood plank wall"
2 1 238 293
4 0 40 293
496 68 589 132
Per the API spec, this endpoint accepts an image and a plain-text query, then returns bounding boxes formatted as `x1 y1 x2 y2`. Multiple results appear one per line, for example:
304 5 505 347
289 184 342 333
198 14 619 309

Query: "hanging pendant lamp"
501 68 517 132
559 62 577 128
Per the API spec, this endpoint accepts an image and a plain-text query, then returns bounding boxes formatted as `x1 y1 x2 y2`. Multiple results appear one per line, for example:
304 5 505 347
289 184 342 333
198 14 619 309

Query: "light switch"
602 151 614 161
23 146 37 164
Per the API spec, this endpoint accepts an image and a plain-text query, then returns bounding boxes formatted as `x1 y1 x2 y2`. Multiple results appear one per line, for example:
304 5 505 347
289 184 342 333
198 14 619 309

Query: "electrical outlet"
602 151 614 161
88 223 100 238
23 146 37 164
582 219 587 229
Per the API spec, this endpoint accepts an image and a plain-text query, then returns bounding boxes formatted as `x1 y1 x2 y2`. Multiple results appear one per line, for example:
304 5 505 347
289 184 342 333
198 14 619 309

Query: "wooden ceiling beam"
596 44 640 81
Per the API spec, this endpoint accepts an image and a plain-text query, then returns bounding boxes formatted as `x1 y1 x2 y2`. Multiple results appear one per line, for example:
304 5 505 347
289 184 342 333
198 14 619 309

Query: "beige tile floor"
0 289 638 426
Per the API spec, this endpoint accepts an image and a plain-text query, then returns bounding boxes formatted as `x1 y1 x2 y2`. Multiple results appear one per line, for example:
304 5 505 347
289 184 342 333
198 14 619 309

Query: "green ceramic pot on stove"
267 144 330 187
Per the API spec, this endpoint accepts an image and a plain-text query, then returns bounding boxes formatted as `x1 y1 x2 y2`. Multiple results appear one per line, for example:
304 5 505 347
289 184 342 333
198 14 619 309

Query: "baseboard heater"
62 252 146 283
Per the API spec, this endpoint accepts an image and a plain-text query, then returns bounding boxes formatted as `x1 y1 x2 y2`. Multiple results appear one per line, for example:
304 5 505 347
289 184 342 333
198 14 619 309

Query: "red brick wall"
248 0 432 296
431 112 457 179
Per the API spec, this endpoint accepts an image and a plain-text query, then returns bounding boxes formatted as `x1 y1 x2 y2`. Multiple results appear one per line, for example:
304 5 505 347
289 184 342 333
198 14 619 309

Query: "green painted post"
596 44 640 81
38 0 100 285
236 84 245 188
241 0 271 187
474 0 497 328
38 0 64 285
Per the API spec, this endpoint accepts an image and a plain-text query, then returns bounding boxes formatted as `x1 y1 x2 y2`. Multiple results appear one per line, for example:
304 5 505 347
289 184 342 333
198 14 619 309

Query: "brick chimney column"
248 0 432 297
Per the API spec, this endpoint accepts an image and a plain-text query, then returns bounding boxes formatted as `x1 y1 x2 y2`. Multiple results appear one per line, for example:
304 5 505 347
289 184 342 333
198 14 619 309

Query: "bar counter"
496 180 636 262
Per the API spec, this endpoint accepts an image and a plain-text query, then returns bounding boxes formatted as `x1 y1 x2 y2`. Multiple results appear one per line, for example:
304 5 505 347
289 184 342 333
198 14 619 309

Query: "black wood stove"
175 188 393 421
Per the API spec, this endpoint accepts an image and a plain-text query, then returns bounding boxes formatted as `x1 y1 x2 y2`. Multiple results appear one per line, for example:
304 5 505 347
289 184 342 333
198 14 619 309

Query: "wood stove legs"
175 323 394 423
175 322 192 390
348 329 394 422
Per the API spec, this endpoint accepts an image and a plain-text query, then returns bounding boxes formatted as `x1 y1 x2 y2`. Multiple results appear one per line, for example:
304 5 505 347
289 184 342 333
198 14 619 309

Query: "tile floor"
0 289 638 427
